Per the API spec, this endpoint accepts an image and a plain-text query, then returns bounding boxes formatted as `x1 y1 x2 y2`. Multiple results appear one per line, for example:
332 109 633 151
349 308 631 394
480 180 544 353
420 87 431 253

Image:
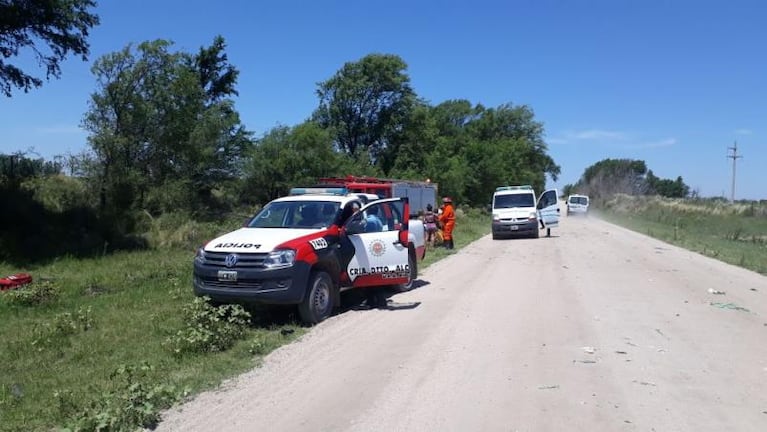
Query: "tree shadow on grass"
0 186 147 266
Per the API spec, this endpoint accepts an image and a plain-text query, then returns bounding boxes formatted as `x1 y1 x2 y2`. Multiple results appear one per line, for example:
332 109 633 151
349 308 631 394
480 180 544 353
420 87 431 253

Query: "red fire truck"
317 176 438 217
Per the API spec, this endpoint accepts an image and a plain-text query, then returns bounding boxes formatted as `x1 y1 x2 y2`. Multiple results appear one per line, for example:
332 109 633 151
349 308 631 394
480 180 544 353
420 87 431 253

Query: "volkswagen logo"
224 254 238 268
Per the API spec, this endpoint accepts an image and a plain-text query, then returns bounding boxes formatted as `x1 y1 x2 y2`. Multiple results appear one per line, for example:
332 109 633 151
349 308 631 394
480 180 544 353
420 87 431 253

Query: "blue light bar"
289 187 348 196
495 185 533 192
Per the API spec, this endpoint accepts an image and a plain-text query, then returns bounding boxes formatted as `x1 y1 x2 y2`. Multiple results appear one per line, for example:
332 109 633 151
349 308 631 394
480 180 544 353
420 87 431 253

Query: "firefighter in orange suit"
439 196 456 249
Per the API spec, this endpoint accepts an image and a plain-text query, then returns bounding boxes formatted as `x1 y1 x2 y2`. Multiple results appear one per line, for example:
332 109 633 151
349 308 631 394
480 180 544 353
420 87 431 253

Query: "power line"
727 141 743 202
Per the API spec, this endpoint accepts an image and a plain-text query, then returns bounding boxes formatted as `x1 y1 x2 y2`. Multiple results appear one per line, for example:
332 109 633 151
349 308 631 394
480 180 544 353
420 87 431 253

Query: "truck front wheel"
298 271 334 324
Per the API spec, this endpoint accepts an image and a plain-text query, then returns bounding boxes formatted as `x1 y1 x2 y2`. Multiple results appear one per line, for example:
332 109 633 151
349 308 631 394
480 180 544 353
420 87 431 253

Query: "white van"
491 186 560 239
566 194 590 216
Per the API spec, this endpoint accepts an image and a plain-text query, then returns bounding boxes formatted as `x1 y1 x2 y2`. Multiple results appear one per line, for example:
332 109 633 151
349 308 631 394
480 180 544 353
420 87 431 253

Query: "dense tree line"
1 43 560 260
563 158 690 203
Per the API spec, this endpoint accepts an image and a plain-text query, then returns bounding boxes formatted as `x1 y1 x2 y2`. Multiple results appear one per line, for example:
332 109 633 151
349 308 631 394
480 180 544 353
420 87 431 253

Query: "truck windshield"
247 201 340 228
494 194 535 209
569 196 588 205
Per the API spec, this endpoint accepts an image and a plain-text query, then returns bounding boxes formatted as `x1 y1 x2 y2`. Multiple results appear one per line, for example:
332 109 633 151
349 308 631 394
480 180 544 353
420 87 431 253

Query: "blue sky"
1 0 765 199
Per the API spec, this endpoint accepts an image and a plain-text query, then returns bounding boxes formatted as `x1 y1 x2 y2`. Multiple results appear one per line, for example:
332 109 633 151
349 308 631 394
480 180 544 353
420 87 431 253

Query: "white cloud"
628 138 678 149
571 129 627 141
547 128 627 145
547 128 677 149
735 128 752 136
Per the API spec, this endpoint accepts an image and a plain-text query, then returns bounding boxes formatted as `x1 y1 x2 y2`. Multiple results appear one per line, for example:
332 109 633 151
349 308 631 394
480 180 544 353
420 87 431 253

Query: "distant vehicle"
566 194 590 216
491 185 560 239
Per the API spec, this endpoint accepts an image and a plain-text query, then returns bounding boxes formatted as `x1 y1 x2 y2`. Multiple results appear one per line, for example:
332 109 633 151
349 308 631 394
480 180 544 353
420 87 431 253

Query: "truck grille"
500 217 530 223
199 279 264 290
201 251 269 269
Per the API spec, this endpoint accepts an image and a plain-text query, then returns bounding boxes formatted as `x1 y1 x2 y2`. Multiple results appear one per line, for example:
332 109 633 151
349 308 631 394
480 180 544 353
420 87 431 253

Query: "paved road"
157 215 767 432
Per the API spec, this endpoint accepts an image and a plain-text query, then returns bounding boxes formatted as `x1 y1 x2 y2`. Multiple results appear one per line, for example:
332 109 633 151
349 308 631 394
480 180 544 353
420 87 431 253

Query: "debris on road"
633 380 657 387
538 385 560 390
707 288 726 295
710 302 750 312
582 346 596 354
615 350 628 355
574 359 597 364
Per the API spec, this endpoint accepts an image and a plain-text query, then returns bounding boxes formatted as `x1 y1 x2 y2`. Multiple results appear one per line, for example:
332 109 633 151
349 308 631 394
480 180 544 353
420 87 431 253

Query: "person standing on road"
423 203 438 248
439 197 456 249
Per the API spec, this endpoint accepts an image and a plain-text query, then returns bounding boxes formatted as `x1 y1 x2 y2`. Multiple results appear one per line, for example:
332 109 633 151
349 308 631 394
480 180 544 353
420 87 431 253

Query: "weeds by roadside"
0 208 490 432
56 364 189 432
164 297 252 357
2 280 59 306
599 195 767 275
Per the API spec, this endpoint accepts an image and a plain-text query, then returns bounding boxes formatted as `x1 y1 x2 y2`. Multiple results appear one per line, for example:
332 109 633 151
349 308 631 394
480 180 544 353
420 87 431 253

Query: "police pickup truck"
193 188 426 324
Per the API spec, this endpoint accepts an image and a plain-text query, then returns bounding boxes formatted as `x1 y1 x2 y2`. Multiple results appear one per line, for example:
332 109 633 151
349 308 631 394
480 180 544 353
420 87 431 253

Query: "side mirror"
345 213 365 235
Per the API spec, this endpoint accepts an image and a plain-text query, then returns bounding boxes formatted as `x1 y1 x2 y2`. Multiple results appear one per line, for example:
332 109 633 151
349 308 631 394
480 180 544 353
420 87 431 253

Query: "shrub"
57 364 188 431
30 307 94 351
2 280 59 306
20 175 92 213
164 297 251 357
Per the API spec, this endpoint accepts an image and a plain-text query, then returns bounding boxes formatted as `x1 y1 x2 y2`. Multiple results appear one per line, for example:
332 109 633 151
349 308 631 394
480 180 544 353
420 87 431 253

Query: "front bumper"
492 219 539 236
193 260 311 305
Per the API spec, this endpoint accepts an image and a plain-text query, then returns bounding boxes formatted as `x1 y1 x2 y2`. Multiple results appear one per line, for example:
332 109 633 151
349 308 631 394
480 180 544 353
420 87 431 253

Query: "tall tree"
314 53 415 164
242 122 345 204
575 158 650 203
82 37 250 219
0 0 100 97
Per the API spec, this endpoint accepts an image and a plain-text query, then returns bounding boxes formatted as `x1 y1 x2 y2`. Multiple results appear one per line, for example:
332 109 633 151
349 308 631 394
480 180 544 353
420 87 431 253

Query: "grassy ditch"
597 195 767 275
0 207 490 431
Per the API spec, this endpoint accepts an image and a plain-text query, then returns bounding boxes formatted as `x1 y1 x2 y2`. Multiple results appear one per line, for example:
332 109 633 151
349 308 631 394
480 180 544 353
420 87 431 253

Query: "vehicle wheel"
532 228 540 239
393 251 417 293
298 271 334 324
492 233 498 240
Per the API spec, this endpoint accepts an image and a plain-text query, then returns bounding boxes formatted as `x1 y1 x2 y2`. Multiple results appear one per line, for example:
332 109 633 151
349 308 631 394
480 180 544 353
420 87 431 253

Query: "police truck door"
343 198 410 287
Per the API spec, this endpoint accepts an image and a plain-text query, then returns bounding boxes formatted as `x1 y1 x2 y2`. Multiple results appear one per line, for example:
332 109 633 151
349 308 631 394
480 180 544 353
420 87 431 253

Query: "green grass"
598 195 767 275
0 208 490 432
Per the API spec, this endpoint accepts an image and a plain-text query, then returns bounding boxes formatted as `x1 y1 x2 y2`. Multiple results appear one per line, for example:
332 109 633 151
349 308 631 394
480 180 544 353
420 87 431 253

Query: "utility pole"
727 141 743 203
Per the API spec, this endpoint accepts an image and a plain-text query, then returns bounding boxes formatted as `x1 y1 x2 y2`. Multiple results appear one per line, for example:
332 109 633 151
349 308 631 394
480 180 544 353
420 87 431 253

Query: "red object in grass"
0 273 33 291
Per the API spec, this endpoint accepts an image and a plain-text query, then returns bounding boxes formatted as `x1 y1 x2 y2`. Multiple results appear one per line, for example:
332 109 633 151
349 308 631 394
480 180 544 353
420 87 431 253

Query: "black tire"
393 251 417 293
492 232 498 240
532 228 540 239
298 271 334 324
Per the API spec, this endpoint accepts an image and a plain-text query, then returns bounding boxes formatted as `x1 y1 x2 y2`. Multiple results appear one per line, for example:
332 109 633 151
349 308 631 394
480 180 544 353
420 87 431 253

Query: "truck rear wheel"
393 251 417 293
298 271 334 324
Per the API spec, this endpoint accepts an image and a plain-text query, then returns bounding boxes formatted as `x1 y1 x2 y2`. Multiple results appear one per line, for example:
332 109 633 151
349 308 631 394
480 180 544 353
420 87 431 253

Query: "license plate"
217 270 238 282
510 225 519 231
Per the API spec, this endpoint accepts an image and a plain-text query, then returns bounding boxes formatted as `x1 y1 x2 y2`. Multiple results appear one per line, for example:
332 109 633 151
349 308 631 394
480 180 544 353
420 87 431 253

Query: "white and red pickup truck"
193 188 426 324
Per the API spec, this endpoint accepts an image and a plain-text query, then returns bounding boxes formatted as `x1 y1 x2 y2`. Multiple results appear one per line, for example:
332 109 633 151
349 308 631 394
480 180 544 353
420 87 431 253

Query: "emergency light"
289 187 348 196
495 185 533 191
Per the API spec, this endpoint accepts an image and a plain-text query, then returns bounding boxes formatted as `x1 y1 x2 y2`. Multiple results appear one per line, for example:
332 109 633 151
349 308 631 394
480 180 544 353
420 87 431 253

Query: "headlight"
528 212 537 220
194 247 205 262
492 214 500 221
263 249 296 269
